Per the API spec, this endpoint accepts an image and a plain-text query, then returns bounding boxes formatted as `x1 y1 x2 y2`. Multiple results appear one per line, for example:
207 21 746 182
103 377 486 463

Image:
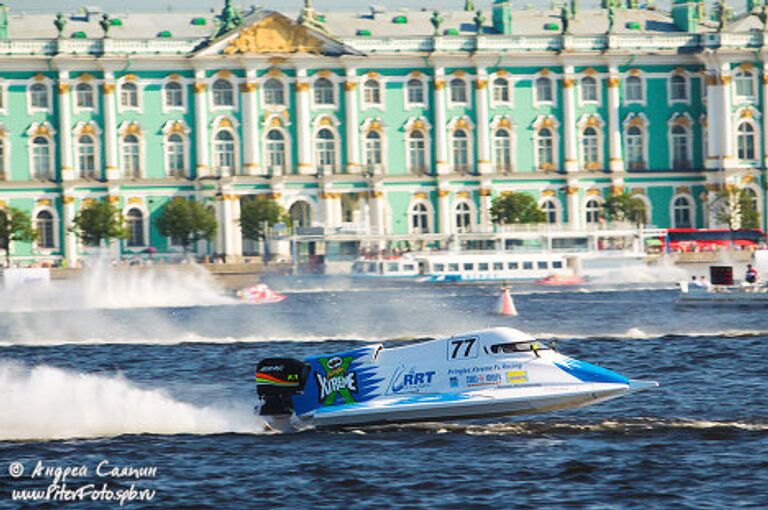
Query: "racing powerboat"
237 284 286 304
255 327 657 430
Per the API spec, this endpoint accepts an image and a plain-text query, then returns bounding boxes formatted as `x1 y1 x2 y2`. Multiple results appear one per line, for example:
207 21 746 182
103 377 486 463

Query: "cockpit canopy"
489 340 551 354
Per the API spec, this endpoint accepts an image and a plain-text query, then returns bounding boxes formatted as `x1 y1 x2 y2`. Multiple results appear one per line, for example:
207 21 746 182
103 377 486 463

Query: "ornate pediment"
224 13 326 55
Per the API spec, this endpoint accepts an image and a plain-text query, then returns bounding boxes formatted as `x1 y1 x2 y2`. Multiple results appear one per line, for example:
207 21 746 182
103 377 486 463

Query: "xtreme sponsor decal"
316 356 358 405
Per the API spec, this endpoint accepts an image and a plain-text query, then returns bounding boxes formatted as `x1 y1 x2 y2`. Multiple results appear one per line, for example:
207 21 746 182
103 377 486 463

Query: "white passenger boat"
677 265 768 306
255 327 658 430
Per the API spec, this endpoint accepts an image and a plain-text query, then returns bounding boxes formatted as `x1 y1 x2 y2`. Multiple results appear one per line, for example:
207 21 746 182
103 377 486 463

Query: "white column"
102 72 119 180
194 71 210 178
295 68 314 175
345 68 360 173
607 68 624 172
434 67 449 175
763 70 768 170
475 67 491 175
231 195 243 259
705 71 720 170
242 68 261 176
479 187 492 231
720 70 735 169
62 195 78 266
369 188 385 235
566 185 582 229
438 189 452 235
58 72 74 181
563 67 578 173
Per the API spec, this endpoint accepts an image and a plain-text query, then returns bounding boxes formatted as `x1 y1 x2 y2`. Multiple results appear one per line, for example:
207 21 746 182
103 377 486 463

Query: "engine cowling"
255 358 310 416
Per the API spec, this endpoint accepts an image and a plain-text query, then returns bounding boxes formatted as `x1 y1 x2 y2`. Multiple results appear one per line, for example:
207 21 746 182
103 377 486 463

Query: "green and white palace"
1 0 768 265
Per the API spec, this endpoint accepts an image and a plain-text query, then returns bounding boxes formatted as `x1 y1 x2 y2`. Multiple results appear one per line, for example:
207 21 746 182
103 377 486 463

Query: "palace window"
164 81 183 108
314 78 334 105
451 129 470 174
626 125 645 169
744 187 759 214
77 135 97 179
669 75 687 101
120 82 139 108
166 133 185 177
493 77 510 103
737 121 757 160
121 134 140 178
125 208 145 248
315 128 337 171
35 210 55 249
29 83 49 109
735 70 755 101
536 128 554 168
265 129 286 173
581 76 598 103
493 129 512 173
624 76 643 103
263 78 285 106
364 131 383 170
31 136 51 180
585 199 601 224
673 196 692 228
581 127 599 166
289 201 312 228
407 130 427 174
541 199 558 224
671 125 690 169
410 202 430 234
363 79 382 105
455 202 472 233
75 83 95 109
450 78 468 104
212 79 234 107
406 79 425 104
535 76 553 103
213 130 236 172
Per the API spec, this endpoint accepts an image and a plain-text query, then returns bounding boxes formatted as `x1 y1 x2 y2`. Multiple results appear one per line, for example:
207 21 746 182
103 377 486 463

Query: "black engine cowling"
255 358 310 416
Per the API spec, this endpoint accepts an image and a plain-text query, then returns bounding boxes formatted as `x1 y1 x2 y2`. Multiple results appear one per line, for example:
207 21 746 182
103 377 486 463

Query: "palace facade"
0 0 767 265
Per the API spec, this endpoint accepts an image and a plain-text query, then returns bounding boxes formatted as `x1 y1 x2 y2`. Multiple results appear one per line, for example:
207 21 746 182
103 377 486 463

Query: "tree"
155 197 217 252
602 191 647 225
490 192 546 224
240 197 289 241
711 187 760 230
71 200 128 247
0 207 37 268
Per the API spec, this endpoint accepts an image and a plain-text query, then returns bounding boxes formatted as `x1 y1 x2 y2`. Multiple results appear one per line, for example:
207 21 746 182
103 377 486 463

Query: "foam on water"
0 361 266 441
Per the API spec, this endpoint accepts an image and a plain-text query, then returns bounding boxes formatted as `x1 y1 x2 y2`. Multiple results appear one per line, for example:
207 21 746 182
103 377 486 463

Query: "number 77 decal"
448 337 478 360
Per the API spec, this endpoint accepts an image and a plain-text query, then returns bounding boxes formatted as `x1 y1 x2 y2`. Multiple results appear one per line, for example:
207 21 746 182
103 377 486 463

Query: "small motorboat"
677 265 768 306
254 327 657 430
536 274 586 286
237 284 286 304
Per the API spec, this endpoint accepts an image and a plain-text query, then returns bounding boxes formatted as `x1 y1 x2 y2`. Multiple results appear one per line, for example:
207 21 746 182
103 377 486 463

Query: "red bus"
664 228 765 252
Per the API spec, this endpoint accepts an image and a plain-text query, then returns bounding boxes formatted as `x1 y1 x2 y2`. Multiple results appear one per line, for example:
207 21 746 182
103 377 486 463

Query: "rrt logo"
388 367 436 394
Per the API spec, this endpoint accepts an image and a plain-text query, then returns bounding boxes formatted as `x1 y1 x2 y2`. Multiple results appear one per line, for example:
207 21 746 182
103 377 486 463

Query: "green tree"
602 191 647 225
240 197 289 241
711 187 760 230
155 197 217 252
490 192 546 224
71 200 128 247
0 207 37 267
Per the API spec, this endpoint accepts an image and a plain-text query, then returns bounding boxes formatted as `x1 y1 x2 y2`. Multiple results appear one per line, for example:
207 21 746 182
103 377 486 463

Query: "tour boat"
254 327 657 430
677 265 768 306
237 284 286 304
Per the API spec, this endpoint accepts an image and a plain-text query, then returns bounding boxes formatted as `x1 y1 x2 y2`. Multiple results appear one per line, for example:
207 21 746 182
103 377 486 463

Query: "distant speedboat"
237 284 286 304
254 327 657 430
536 274 586 286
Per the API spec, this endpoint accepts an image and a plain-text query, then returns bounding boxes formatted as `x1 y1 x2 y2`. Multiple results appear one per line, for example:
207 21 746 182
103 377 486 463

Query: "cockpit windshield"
490 341 550 354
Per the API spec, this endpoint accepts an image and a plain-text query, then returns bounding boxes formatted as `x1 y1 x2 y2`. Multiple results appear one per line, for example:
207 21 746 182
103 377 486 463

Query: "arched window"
314 78 334 105
585 199 601 224
735 70 755 100
265 129 286 173
537 128 554 168
213 130 235 172
737 122 756 160
581 127 599 166
121 134 140 178
289 201 311 227
535 77 553 103
624 75 643 102
164 81 183 108
31 136 51 180
581 76 597 102
29 83 48 109
364 131 382 169
363 79 381 105
166 133 185 177
120 82 138 108
626 125 645 169
78 135 96 179
75 83 94 109
493 77 510 103
406 79 424 104
671 125 690 169
669 75 687 101
493 129 512 173
450 78 467 103
125 208 145 248
263 78 285 106
0 138 5 179
315 128 336 171
455 202 472 233
541 199 558 224
673 196 692 228
36 210 55 249
407 130 427 174
212 79 234 107
410 202 430 234
744 187 759 215
451 129 470 174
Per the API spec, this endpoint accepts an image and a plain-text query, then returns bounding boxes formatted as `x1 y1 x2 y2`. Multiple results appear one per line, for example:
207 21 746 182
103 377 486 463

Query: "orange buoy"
497 287 518 316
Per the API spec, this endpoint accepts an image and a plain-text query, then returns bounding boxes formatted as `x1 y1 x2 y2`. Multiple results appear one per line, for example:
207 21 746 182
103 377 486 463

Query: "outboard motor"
255 358 310 417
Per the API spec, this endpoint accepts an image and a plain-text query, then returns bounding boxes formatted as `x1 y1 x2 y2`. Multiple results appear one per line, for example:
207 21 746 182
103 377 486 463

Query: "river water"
0 276 766 509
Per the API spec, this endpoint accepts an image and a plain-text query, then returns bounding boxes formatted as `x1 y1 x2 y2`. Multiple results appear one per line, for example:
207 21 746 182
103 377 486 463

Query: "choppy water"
0 280 766 509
